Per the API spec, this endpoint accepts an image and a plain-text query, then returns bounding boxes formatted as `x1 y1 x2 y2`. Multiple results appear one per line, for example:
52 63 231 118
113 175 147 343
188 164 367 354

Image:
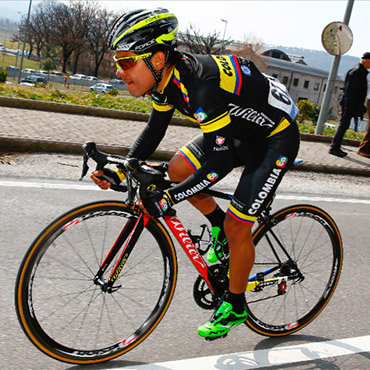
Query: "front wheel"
15 201 177 364
246 204 343 336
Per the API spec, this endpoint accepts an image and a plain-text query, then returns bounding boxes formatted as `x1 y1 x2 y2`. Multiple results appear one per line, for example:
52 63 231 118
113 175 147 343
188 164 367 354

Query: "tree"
87 8 116 77
29 1 55 59
296 100 320 124
178 24 233 55
13 14 34 59
45 2 75 73
14 1 55 60
42 43 57 72
69 0 96 74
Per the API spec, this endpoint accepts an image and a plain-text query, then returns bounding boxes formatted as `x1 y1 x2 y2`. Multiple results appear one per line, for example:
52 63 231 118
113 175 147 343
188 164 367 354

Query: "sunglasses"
113 52 152 71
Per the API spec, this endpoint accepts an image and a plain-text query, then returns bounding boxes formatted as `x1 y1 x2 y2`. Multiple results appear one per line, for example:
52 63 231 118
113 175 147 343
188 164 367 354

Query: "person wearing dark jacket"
329 52 370 158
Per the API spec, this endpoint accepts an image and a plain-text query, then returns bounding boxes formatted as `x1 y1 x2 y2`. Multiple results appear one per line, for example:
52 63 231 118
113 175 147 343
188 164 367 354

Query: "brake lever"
79 153 89 181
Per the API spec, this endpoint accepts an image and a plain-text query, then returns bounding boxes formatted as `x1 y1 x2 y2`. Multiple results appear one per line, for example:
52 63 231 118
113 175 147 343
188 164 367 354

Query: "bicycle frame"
92 206 228 297
92 201 296 299
81 142 300 299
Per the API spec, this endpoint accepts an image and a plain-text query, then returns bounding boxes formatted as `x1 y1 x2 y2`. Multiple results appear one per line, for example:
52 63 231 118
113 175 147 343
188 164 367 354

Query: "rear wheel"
246 204 343 336
15 201 177 364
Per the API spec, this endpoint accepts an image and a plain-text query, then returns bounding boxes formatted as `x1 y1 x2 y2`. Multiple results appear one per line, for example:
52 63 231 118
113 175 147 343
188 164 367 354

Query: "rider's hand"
91 168 125 190
142 190 173 218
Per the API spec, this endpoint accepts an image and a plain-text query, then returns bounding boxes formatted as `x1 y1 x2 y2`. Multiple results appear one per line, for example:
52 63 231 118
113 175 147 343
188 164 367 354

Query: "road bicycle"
15 142 343 365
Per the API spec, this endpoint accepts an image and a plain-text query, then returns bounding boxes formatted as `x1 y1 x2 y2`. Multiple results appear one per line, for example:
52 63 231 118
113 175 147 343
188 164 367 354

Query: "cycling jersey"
128 53 300 221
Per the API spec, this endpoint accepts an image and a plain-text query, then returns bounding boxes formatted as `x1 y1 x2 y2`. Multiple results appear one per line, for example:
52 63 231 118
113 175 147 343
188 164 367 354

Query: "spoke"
47 244 94 280
61 233 96 277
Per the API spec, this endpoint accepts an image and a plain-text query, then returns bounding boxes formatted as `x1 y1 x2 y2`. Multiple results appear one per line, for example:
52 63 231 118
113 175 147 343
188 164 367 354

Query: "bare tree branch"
178 24 233 55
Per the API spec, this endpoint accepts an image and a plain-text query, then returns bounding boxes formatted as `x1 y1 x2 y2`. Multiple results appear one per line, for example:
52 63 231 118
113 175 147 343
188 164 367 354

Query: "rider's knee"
224 214 253 243
168 153 194 182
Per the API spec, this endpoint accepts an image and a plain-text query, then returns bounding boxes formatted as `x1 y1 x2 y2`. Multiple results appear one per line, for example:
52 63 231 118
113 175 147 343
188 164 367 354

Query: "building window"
293 78 299 87
282 76 288 85
314 82 320 91
323 84 326 91
334 86 338 93
304 80 309 89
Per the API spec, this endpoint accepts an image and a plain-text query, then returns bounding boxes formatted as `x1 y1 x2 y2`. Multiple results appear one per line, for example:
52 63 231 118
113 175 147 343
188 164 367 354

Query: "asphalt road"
1 153 370 370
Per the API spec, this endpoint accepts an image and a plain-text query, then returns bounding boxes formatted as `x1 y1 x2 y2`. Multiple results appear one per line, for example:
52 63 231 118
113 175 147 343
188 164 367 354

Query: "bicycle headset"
108 8 179 95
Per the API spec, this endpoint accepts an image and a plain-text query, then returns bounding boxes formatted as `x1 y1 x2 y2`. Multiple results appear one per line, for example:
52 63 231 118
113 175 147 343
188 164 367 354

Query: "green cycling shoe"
198 300 247 339
207 226 228 263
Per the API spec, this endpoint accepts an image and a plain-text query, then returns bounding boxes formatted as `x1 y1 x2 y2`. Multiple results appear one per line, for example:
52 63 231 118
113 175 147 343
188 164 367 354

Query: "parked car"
20 75 47 86
90 83 114 94
87 76 98 81
70 74 87 80
109 79 124 85
36 70 49 76
50 71 63 76
6 66 19 72
23 68 36 74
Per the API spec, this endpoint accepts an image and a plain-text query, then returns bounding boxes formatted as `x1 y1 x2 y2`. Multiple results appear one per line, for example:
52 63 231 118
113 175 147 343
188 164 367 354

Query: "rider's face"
115 52 155 97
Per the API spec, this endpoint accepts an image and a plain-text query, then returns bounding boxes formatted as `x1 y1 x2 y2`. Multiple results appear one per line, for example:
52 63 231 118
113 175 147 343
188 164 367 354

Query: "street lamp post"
221 19 228 54
15 12 22 72
17 0 33 84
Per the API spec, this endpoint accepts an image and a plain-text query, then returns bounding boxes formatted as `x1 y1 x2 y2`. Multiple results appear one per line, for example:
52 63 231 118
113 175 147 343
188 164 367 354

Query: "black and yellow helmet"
109 8 178 53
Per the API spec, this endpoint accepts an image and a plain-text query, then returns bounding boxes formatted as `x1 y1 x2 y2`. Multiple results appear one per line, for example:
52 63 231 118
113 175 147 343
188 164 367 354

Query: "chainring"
193 264 228 310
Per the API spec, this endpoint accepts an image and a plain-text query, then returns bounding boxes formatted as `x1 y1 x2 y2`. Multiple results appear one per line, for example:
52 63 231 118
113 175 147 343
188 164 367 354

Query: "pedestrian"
357 91 370 158
329 52 370 158
91 8 300 340
353 117 359 132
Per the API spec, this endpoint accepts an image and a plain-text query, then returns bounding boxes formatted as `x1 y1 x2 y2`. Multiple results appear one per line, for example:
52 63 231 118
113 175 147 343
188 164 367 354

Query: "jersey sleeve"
128 104 174 160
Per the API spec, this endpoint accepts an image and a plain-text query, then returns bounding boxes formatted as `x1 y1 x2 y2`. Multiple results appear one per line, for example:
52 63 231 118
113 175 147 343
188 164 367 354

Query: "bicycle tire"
246 204 343 336
15 201 177 364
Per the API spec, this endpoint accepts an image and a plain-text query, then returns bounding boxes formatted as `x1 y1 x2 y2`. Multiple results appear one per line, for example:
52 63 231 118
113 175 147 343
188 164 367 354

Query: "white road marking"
1 179 370 204
108 335 370 370
277 194 370 204
0 179 99 191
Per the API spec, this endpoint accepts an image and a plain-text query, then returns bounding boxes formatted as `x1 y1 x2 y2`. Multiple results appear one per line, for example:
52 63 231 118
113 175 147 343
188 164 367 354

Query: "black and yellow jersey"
128 53 299 205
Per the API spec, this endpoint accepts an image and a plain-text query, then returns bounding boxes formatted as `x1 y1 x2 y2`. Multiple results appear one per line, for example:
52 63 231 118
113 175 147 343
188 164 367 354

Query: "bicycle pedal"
204 333 228 342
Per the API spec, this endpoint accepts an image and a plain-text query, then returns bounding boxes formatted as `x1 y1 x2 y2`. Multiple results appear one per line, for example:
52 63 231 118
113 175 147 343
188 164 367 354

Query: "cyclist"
91 8 300 340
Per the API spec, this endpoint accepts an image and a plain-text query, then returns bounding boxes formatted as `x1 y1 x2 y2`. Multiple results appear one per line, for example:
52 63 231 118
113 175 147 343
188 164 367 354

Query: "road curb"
0 96 361 146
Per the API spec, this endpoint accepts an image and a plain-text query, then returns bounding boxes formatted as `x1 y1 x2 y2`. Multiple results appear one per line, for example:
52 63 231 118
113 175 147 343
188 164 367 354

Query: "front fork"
93 211 150 293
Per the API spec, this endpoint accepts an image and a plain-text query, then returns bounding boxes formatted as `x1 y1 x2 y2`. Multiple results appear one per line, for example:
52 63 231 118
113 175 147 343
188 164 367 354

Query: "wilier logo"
276 155 288 168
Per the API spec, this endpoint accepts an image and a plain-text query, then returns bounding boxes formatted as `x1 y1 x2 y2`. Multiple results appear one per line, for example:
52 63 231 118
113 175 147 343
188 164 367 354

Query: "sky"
0 0 369 58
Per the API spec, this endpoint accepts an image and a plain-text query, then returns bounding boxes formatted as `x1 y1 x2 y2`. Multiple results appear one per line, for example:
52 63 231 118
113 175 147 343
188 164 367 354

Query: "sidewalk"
0 105 370 176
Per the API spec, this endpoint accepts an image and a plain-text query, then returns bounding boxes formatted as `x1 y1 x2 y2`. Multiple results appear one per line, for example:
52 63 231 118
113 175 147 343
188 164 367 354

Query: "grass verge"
0 83 366 141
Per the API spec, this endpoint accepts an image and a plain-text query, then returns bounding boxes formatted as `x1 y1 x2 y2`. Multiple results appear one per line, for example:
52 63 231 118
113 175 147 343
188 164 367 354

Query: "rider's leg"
224 214 255 295
197 215 252 338
168 153 217 214
169 153 227 262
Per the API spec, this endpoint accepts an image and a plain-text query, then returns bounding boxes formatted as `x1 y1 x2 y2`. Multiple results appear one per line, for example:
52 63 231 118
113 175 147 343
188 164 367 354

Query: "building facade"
258 49 344 119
